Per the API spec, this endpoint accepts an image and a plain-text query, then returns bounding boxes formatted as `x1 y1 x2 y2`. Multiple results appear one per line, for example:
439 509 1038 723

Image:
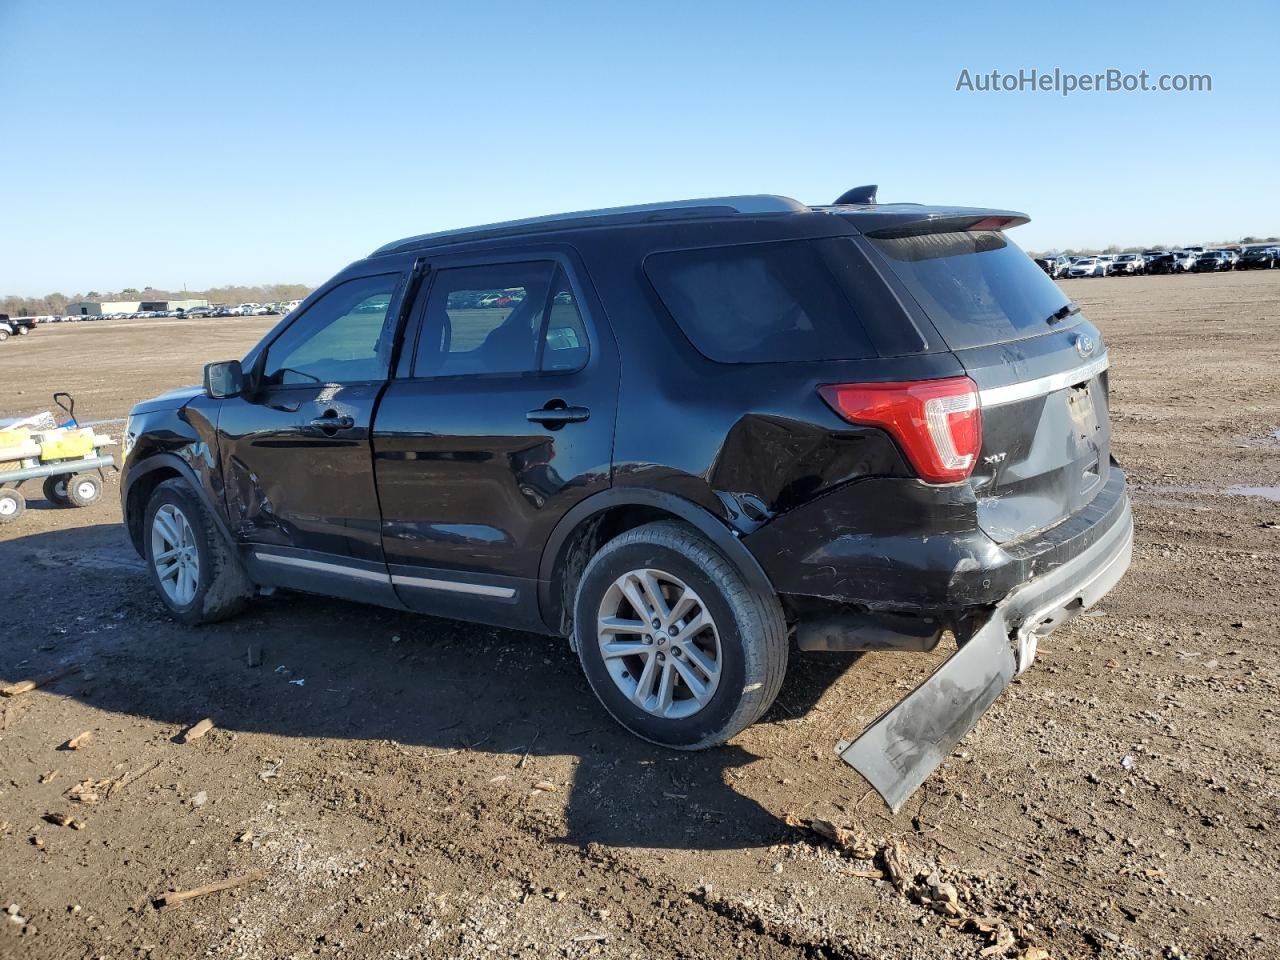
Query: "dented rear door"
862 229 1110 545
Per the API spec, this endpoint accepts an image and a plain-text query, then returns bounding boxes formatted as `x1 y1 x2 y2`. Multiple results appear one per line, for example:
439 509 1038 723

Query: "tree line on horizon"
0 283 314 317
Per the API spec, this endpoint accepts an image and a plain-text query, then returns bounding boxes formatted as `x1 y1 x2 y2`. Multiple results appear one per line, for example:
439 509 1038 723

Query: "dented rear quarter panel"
576 219 966 529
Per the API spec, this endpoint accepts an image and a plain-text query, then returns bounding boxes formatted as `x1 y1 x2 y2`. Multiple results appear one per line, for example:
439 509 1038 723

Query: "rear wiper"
1045 301 1081 325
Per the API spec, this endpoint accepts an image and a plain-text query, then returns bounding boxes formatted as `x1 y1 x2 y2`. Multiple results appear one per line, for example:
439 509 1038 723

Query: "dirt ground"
1 271 1277 960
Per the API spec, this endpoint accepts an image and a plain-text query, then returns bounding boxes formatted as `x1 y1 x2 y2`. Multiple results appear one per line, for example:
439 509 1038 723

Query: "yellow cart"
0 393 118 524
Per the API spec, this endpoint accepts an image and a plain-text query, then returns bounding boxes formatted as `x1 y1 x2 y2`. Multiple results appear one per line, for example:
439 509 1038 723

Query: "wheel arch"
537 488 776 637
123 454 233 558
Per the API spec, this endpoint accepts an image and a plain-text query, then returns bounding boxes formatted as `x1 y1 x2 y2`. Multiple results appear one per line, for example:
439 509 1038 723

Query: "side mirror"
203 359 245 399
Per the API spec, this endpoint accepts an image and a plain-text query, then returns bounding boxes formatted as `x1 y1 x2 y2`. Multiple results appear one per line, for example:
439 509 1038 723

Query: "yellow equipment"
0 393 119 524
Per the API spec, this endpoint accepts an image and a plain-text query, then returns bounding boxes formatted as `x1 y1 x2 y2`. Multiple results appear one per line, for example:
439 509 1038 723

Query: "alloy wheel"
596 568 722 719
151 503 200 606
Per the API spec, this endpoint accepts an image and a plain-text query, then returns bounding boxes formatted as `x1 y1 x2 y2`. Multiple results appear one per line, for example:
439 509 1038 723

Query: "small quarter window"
540 268 589 372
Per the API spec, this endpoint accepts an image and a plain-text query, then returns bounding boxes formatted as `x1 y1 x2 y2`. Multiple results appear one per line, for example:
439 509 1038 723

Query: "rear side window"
866 231 1070 350
645 240 879 363
412 262 589 377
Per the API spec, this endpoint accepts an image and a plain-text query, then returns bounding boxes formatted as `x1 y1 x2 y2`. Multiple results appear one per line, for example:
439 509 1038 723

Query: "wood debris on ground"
66 779 110 804
42 812 86 830
154 870 264 909
785 814 1051 960
1 665 81 698
65 758 166 805
108 758 166 799
180 718 215 743
784 814 877 859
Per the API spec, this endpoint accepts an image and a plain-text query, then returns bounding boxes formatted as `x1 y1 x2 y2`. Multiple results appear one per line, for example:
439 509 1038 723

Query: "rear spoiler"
821 203 1030 239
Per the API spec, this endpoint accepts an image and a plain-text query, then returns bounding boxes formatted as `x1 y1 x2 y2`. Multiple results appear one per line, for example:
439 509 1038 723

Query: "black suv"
121 191 1133 809
1193 250 1232 272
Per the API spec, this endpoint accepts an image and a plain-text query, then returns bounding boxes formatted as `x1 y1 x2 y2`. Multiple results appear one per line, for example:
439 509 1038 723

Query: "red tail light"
819 377 982 484
967 216 1017 231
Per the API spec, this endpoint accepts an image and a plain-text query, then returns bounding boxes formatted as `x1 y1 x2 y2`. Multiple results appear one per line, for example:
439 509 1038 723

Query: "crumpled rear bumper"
837 495 1134 812
745 467 1130 618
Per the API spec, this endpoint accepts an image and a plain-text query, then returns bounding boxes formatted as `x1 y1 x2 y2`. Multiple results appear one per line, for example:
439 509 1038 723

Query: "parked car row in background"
0 300 305 338
1038 243 1280 278
0 314 38 341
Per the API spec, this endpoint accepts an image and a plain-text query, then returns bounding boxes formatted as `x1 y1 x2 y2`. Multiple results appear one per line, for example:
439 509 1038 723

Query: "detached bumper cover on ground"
838 495 1135 812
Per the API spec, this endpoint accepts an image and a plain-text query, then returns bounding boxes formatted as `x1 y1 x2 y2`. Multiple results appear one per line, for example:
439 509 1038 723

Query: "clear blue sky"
1 1 1276 296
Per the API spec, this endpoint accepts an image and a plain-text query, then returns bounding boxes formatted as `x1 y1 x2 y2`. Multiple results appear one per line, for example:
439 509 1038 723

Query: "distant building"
65 299 210 316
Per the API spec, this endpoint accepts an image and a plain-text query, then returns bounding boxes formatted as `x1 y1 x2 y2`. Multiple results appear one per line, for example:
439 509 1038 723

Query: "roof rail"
372 195 809 256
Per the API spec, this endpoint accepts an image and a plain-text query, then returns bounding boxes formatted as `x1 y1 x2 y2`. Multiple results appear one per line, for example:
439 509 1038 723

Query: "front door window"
263 274 401 386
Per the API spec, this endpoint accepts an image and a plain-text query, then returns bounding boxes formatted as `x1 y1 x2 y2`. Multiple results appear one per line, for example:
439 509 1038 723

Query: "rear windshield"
866 231 1071 351
645 239 913 363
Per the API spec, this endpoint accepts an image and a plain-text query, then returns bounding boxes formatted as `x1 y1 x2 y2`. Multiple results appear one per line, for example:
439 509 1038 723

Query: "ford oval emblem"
1074 333 1095 358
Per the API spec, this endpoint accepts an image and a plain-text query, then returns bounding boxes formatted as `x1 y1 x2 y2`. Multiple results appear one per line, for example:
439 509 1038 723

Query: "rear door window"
865 231 1071 350
412 262 589 377
644 239 883 363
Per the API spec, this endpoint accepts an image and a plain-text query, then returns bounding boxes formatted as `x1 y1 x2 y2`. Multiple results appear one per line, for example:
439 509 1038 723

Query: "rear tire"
573 521 788 750
43 475 72 506
66 474 102 507
144 478 252 626
0 489 25 523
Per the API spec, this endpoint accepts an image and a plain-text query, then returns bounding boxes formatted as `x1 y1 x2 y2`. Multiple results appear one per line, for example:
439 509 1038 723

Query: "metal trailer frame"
0 455 118 486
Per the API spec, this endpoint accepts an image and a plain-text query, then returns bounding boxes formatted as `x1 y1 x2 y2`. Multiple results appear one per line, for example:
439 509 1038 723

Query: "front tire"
66 474 102 507
144 478 252 626
573 521 788 750
0 488 25 523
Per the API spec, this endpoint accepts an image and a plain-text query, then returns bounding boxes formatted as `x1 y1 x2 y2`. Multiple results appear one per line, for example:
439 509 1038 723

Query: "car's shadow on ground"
1 522 861 853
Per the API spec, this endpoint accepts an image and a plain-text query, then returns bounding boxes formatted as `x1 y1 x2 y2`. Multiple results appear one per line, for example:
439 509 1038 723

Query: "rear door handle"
310 415 354 431
526 405 590 427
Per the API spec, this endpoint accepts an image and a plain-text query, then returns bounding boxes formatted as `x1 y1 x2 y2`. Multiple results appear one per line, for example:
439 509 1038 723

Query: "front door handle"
526 404 590 427
309 414 354 431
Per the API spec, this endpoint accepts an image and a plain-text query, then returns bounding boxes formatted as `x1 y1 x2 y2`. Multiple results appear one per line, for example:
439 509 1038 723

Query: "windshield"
866 230 1071 351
